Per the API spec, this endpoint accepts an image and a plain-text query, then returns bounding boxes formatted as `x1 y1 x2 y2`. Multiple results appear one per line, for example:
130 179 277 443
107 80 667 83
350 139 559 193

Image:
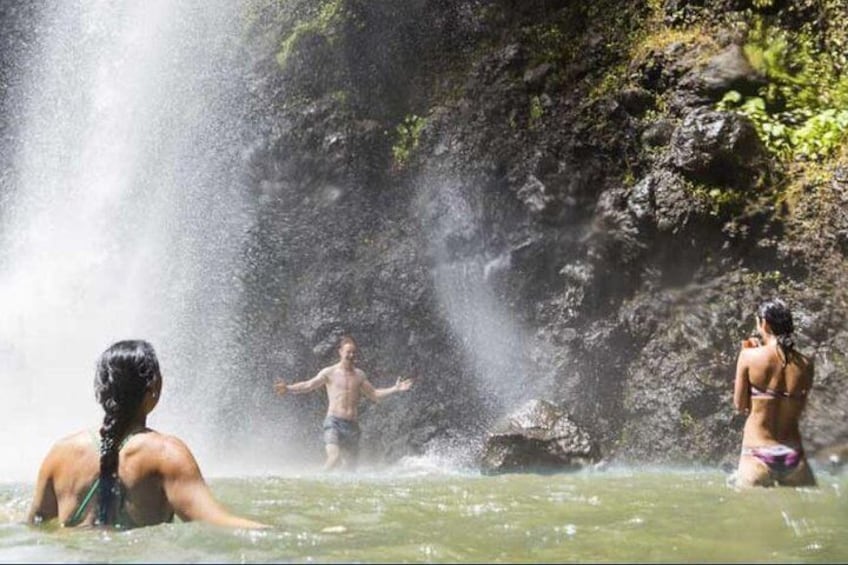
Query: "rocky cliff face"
234 0 848 466
4 0 844 467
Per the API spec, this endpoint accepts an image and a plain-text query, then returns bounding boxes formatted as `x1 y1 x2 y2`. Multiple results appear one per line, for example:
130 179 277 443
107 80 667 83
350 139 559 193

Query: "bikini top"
749 382 806 400
749 345 807 401
64 430 139 528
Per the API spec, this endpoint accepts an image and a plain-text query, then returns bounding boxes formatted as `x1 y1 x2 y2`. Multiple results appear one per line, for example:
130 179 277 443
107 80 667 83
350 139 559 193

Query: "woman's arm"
160 436 267 528
28 447 59 525
733 349 751 414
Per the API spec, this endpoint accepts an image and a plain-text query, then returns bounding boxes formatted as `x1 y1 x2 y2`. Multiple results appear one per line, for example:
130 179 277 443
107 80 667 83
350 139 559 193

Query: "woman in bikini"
733 298 816 487
28 340 267 528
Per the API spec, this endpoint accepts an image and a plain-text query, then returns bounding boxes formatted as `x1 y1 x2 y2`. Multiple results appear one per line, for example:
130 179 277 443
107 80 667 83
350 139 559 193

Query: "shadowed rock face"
0 0 828 466
481 400 600 474
228 0 848 467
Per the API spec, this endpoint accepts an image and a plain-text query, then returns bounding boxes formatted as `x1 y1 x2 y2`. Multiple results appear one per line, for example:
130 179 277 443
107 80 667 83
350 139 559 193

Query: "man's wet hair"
338 335 357 349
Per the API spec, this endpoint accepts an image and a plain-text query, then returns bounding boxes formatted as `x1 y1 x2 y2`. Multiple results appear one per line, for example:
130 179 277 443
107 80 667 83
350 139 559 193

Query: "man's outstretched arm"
360 376 414 403
274 368 328 396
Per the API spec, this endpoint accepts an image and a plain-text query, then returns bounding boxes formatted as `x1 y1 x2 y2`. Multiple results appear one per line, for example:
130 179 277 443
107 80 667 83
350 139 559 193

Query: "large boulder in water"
480 399 600 474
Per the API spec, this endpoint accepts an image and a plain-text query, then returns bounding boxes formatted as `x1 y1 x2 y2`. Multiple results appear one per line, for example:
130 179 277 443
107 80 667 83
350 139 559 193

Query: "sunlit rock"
670 108 768 188
480 399 600 474
683 43 764 97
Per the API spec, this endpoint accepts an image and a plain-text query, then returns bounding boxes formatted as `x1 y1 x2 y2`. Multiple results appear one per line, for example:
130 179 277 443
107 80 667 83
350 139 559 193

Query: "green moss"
524 22 570 66
529 95 544 124
392 114 426 168
275 0 346 69
686 180 749 218
679 410 695 430
741 269 784 288
591 20 716 103
329 89 349 106
588 62 627 102
240 0 289 34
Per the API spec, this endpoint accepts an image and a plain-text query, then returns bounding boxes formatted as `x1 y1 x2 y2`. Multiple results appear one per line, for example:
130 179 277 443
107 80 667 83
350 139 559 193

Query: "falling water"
0 1 254 480
419 172 552 420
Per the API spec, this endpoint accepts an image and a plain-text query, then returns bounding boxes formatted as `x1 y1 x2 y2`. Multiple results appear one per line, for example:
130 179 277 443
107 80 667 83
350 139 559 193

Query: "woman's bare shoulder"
132 430 196 461
123 430 200 476
50 429 94 454
739 343 771 362
129 429 188 451
38 429 96 475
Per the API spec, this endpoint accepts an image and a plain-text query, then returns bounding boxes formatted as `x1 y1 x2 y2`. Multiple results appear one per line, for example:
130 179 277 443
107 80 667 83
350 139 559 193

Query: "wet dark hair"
93 340 160 525
758 298 795 354
338 335 357 349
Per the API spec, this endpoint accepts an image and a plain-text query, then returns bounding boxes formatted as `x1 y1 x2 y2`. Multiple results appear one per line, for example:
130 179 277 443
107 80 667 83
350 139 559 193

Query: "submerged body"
28 340 265 529
734 302 816 487
29 427 257 528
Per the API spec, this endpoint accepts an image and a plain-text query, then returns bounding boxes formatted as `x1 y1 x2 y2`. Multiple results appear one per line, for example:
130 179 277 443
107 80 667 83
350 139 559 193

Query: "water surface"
1 465 845 563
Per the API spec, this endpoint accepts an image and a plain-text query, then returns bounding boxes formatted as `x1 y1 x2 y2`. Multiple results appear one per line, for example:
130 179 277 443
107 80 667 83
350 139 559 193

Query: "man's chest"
326 370 361 392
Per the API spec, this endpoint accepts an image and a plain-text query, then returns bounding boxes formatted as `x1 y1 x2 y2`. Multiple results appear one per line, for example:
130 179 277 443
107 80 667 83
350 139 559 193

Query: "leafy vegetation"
275 0 347 69
392 114 426 168
717 15 848 162
687 181 749 218
529 95 544 124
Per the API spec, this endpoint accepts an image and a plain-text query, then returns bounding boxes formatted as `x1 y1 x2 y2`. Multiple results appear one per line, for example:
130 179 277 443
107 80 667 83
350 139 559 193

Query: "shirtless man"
274 336 414 470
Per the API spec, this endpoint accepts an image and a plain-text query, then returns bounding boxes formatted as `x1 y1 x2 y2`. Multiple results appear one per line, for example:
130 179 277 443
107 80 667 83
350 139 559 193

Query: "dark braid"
93 340 160 526
758 298 796 363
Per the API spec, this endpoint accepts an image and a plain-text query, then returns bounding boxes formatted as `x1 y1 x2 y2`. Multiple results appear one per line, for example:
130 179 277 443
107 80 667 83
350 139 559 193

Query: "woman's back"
733 298 815 487
30 340 266 529
743 344 813 446
36 428 188 527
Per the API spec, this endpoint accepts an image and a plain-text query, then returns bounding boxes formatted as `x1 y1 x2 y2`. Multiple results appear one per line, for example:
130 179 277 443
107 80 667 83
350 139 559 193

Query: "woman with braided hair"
28 340 266 529
733 299 816 487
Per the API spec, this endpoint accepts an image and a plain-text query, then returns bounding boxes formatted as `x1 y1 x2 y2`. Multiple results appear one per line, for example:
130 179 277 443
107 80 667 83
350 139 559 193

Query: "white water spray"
0 1 253 480
419 172 551 419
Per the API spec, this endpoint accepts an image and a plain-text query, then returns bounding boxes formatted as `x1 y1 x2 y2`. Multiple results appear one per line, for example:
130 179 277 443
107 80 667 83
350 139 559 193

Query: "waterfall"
418 171 550 421
0 1 253 480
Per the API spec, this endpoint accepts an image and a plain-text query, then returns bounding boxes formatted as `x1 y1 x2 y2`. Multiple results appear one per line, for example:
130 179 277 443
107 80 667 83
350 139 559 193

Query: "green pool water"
1 466 845 563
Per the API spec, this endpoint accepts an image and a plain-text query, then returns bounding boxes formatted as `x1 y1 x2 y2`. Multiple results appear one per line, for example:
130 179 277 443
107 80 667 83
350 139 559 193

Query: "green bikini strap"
65 430 139 526
66 479 100 527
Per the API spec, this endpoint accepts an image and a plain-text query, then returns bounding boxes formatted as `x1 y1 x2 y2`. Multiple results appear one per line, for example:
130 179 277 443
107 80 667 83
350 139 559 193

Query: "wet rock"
670 108 768 188
523 63 554 92
480 399 600 474
618 86 655 116
496 43 525 72
238 0 848 468
634 38 709 94
627 170 708 233
516 174 558 216
641 119 675 148
682 43 765 97
627 177 655 224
